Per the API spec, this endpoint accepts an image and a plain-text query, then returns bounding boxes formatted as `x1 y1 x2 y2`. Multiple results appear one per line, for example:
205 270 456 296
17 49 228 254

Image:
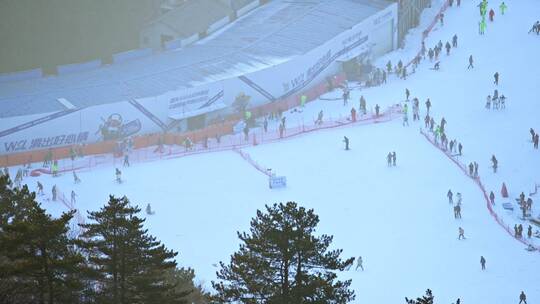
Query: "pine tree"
212 201 355 304
79 195 187 304
405 289 434 304
0 175 87 304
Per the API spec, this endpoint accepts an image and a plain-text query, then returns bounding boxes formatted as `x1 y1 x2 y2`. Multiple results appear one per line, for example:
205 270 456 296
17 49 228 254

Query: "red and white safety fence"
31 105 402 177
420 128 540 252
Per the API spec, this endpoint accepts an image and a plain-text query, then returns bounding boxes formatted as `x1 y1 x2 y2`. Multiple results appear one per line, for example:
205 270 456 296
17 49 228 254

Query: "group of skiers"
477 0 507 34
447 190 463 219
468 161 480 178
529 128 539 149
513 223 533 239
518 192 534 219
386 152 397 166
484 72 507 110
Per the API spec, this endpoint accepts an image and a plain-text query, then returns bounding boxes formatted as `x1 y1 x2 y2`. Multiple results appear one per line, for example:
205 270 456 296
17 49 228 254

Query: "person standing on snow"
480 256 486 270
468 55 474 69
458 227 465 240
360 96 367 115
489 191 495 205
115 168 122 183
499 1 507 15
528 225 533 238
402 104 409 126
123 154 130 167
452 34 458 47
425 98 432 114
494 72 499 85
71 190 77 204
405 88 410 101
479 19 486 35
73 171 81 184
445 42 451 55
315 110 324 125
375 104 380 117
469 163 474 176
534 134 539 149
448 189 454 204
474 162 479 177
387 152 393 167
491 155 498 173
458 142 463 155
343 136 350 150
351 107 357 122
52 185 57 201
392 152 397 166
519 291 527 304
489 8 495 22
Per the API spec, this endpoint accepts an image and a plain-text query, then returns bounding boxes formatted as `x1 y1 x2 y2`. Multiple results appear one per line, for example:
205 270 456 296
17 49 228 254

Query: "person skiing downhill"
356 256 364 271
37 181 44 195
480 256 486 270
73 171 81 184
468 55 474 69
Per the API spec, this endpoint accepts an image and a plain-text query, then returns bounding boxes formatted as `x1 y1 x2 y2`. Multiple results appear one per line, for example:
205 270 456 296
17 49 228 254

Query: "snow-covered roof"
0 0 391 119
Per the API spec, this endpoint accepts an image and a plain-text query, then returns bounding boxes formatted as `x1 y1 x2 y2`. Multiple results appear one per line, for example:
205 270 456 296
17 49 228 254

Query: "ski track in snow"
9 0 540 303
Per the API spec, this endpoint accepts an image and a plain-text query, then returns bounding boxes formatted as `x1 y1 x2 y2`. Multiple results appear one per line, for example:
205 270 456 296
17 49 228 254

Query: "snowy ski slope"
11 0 540 302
